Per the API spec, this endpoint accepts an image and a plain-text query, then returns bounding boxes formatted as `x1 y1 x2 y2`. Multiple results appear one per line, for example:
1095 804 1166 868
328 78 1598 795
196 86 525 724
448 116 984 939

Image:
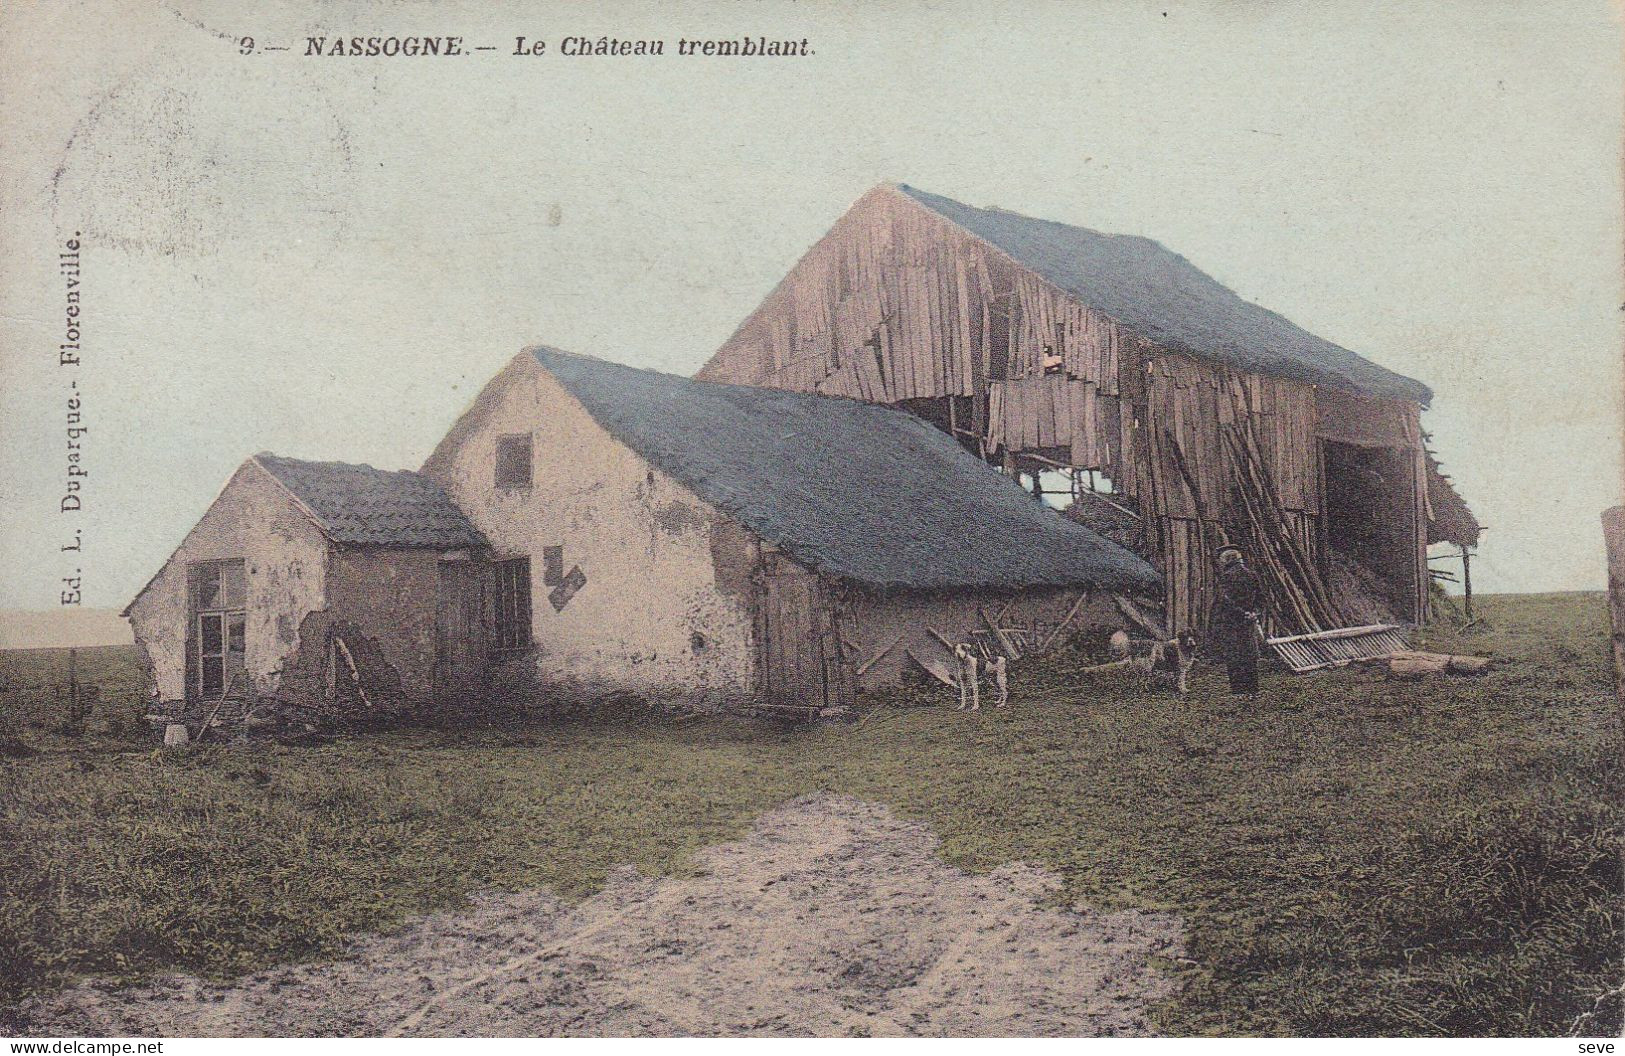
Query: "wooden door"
759 563 853 713
435 560 487 703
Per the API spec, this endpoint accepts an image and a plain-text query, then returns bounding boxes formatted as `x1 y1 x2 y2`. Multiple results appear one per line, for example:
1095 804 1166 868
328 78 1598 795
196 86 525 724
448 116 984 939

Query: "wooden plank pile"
1220 416 1344 636
1605 506 1625 711
1269 624 1408 672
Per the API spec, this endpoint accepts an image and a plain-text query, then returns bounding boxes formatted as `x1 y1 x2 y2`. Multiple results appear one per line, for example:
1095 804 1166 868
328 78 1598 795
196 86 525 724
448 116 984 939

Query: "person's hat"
1215 545 1243 567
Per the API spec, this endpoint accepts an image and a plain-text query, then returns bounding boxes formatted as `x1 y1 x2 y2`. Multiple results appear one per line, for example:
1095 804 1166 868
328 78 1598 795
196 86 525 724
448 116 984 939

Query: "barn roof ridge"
891 183 1433 405
527 346 1161 593
251 453 488 550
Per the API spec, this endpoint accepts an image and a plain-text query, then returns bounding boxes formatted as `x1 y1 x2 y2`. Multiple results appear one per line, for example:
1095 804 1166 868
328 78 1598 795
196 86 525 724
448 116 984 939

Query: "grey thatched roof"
533 348 1160 592
898 185 1432 405
1063 492 1145 558
254 454 487 549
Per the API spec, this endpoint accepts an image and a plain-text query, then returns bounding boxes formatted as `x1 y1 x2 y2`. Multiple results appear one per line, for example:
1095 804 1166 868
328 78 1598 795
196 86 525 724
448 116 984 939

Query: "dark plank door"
760 565 853 713
435 560 487 704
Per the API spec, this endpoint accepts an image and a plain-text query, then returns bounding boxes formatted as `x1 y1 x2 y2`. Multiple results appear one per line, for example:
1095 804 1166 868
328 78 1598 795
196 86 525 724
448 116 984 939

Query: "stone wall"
125 460 327 703
423 355 759 708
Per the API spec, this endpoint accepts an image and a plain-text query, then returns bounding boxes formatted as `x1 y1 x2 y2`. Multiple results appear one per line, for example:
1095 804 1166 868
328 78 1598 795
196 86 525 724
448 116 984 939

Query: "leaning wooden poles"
1219 415 1345 636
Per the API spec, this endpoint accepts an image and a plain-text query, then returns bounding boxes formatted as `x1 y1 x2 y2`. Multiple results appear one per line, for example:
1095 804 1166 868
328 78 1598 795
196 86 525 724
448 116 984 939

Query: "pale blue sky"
1 0 1620 610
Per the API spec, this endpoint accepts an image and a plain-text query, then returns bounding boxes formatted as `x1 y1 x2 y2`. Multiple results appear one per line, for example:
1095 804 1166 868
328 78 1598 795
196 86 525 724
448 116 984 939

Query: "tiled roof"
253 454 487 549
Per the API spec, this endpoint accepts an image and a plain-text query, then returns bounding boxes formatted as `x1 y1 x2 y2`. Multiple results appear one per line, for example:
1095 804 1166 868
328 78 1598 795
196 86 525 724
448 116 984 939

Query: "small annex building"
123 454 490 724
419 347 1160 714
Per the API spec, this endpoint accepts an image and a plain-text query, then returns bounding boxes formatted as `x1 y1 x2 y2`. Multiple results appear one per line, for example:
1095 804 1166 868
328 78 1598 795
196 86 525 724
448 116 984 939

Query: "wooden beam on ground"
856 633 905 677
1364 650 1492 677
907 648 957 687
1075 657 1135 674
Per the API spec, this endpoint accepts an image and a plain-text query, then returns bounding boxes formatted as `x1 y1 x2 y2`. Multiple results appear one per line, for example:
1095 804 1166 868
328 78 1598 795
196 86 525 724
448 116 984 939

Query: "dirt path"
18 796 1184 1037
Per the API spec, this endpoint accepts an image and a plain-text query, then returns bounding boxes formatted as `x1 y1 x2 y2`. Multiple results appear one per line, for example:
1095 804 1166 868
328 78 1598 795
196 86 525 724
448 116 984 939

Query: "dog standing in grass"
954 643 981 711
1108 630 1199 696
1169 631 1198 696
989 655 1008 708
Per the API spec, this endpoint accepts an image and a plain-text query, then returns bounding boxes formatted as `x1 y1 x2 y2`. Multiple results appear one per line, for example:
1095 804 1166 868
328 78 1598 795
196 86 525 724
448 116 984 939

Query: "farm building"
698 184 1481 636
123 454 490 725
419 347 1161 714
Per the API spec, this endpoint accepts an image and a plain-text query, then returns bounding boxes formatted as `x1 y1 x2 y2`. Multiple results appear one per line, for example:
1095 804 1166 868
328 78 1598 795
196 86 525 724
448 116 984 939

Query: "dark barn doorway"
1321 440 1420 615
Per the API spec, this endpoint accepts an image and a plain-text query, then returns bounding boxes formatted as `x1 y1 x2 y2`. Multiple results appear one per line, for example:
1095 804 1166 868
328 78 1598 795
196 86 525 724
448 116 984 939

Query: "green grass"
1 592 1620 1036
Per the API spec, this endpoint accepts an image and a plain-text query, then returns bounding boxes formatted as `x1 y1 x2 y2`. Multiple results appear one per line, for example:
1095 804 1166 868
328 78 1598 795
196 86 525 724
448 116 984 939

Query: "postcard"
1 0 1620 1043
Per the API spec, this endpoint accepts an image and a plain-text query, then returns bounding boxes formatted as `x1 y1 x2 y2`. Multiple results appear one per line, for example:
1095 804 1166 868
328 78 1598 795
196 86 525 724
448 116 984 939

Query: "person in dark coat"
1210 545 1264 694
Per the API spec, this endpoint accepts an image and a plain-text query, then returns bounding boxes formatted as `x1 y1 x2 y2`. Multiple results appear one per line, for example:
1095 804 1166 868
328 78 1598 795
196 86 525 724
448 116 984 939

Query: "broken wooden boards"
907 647 958 687
1266 624 1408 673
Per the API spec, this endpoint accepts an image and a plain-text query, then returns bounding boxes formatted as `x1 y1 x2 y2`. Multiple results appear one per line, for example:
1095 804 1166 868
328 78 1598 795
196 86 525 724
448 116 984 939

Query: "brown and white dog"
1109 630 1200 695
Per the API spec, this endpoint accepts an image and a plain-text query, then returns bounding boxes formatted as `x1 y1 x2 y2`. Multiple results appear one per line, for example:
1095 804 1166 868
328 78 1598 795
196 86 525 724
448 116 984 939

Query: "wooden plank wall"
701 184 1432 628
1137 358 1320 517
702 186 1123 425
1120 348 1325 628
1401 402 1430 622
1605 506 1625 712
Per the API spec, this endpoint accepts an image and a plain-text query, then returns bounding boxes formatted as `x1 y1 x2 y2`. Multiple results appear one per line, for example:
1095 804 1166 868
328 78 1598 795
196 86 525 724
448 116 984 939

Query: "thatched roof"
899 185 1432 405
1425 449 1481 547
1062 492 1145 558
254 454 487 549
533 348 1161 593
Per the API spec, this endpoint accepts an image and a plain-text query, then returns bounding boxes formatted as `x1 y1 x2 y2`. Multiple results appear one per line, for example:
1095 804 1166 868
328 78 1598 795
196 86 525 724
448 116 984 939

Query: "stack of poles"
1218 416 1346 637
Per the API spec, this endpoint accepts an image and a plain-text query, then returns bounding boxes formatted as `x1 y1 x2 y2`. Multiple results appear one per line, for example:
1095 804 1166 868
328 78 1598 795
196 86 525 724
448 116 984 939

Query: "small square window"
495 434 533 488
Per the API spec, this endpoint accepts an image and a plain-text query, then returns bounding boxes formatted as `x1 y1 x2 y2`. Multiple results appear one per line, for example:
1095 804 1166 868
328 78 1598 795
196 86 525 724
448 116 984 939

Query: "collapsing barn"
698 184 1480 645
123 454 490 729
420 347 1161 714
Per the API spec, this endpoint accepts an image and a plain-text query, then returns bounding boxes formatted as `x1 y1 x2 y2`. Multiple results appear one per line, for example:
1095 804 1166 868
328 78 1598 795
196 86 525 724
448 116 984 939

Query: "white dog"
953 643 981 711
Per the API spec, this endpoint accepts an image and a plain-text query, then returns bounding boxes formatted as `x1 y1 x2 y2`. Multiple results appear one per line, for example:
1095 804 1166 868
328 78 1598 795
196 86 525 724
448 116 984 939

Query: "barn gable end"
696 184 1467 629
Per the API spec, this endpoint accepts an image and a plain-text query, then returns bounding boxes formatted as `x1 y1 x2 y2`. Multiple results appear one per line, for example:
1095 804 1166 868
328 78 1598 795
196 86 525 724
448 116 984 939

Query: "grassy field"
1 592 1619 1036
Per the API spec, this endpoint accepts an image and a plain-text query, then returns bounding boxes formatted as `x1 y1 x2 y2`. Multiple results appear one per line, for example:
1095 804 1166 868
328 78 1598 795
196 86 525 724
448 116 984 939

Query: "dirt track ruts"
18 795 1183 1037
